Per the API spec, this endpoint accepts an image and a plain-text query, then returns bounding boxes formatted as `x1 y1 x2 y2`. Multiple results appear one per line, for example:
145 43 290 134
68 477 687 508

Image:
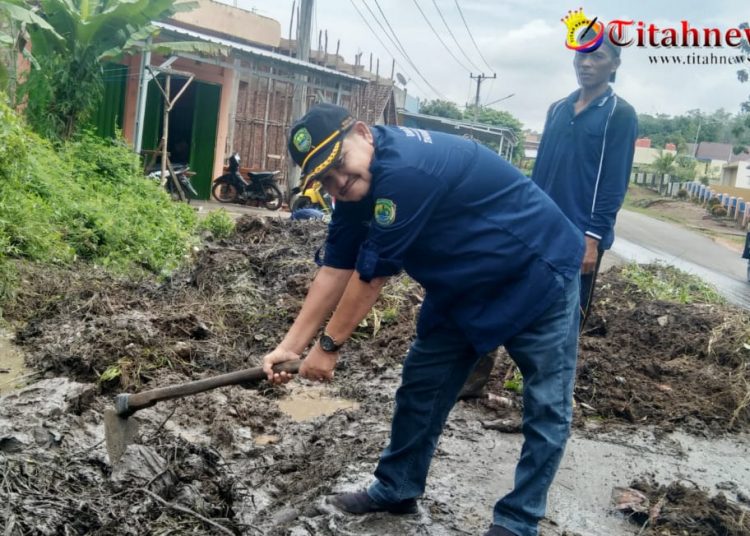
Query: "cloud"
218 0 750 131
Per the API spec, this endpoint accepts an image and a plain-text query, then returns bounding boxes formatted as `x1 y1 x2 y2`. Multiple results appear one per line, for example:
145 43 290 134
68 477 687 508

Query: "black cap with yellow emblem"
288 103 355 190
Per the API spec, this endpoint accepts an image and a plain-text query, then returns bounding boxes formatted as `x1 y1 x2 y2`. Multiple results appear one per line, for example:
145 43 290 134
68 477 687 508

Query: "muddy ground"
1 216 749 535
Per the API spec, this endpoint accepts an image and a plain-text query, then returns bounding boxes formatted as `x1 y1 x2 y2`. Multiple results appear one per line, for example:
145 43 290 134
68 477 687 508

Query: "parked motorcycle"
146 163 198 201
212 153 283 211
290 180 334 214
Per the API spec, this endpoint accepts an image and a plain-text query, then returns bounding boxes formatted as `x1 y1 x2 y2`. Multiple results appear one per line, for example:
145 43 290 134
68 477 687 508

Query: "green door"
94 62 127 138
189 81 221 200
141 77 164 154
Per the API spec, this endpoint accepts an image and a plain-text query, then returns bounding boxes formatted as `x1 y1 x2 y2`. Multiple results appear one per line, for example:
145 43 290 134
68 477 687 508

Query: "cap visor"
300 137 343 190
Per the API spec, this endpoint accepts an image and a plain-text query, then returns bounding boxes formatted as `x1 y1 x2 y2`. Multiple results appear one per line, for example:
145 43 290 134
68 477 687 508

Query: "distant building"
397 110 518 161
97 0 398 199
687 142 750 183
632 138 676 167
720 161 750 189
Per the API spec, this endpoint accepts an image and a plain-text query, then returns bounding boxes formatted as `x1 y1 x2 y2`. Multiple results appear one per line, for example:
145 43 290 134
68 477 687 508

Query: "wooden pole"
160 74 171 191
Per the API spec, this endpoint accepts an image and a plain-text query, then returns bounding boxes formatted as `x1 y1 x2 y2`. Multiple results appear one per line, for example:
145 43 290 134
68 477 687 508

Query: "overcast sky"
216 0 750 132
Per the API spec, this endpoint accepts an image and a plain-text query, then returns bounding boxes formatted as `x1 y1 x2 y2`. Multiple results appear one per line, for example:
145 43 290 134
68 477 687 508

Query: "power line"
367 0 444 98
372 0 412 65
350 0 444 99
411 0 472 73
454 0 494 73
430 0 482 73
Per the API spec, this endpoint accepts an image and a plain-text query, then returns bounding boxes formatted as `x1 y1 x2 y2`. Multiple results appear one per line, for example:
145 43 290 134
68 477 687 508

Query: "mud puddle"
278 384 360 422
0 330 30 395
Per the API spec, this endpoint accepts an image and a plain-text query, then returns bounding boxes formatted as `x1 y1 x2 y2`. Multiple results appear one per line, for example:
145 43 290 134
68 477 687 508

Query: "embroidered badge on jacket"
374 199 397 226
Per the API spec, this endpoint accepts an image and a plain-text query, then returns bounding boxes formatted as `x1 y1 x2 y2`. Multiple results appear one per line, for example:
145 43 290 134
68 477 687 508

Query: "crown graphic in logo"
562 8 604 52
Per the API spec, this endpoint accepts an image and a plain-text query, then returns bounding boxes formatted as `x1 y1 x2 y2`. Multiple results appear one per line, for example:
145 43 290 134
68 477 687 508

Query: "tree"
673 155 697 182
418 98 525 162
19 0 223 139
733 22 750 152
419 99 463 119
649 151 677 175
464 105 525 161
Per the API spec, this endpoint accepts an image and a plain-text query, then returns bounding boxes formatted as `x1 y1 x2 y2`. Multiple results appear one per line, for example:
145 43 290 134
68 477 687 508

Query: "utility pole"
470 72 496 122
288 0 313 194
133 37 153 155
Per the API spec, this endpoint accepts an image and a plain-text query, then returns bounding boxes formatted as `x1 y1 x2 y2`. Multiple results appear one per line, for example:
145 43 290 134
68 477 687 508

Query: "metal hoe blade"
104 408 139 465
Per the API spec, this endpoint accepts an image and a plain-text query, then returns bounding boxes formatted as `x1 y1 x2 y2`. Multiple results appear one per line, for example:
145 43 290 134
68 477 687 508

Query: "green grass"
198 209 236 239
621 263 725 305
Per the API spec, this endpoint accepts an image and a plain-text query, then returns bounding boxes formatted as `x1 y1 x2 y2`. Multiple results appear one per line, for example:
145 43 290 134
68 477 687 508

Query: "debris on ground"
2 215 750 534
614 478 750 536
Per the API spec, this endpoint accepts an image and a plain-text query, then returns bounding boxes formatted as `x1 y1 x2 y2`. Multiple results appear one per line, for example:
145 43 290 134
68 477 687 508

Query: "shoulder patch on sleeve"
374 198 397 226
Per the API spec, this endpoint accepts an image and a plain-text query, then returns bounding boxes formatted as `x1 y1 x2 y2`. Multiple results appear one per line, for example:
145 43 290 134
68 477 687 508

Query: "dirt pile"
478 266 750 435
5 216 419 391
2 216 750 534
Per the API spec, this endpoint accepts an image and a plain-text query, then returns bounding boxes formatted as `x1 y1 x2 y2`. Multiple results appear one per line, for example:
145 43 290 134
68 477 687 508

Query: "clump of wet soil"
480 265 750 435
577 266 750 434
619 477 750 535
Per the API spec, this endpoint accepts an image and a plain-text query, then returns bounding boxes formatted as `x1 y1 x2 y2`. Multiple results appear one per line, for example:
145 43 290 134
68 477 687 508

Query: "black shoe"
458 352 496 400
327 491 418 515
483 524 518 536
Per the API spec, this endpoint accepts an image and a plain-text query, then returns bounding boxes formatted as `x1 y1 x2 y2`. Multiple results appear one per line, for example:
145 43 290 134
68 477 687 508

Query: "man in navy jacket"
532 36 638 327
262 103 584 536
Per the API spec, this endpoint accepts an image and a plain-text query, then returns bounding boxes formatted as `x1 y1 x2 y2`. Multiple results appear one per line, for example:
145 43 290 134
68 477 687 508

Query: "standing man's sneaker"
483 524 518 536
327 491 418 515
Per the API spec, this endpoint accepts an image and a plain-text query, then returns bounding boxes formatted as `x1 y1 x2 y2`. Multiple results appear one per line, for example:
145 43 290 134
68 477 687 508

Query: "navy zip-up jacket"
531 87 638 250
318 126 583 354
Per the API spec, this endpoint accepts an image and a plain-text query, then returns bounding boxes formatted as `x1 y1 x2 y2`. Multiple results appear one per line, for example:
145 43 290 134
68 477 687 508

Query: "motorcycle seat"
247 171 279 181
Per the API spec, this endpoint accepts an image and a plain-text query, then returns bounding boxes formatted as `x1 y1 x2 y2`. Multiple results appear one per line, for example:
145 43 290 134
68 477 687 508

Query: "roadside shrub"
0 98 198 278
675 189 688 199
707 197 721 207
710 205 728 217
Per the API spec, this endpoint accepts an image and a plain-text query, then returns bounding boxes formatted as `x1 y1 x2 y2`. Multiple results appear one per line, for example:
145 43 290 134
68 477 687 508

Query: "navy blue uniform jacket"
532 87 637 250
321 126 584 354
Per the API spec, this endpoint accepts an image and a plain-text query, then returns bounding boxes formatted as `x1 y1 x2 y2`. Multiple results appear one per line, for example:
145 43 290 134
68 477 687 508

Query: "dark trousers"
579 250 604 331
367 273 580 536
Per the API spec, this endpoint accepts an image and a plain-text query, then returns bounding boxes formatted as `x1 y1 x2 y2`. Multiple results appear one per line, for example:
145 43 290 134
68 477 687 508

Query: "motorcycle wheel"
212 180 239 203
291 195 312 211
263 183 283 211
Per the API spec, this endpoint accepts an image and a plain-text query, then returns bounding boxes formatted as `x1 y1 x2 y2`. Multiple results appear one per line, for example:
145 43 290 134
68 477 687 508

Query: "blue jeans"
367 273 580 536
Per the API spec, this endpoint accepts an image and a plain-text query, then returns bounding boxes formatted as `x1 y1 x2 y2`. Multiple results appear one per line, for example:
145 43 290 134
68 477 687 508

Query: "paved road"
608 209 750 308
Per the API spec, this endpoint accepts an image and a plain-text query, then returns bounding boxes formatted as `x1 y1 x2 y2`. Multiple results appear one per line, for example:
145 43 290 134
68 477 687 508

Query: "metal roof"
398 110 518 145
154 22 367 83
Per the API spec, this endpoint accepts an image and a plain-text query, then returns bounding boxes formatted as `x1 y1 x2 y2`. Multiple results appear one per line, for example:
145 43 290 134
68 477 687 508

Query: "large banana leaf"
0 1 61 39
100 38 228 61
35 0 198 55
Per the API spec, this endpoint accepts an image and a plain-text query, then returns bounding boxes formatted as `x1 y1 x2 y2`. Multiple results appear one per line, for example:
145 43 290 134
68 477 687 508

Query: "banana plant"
17 0 226 139
0 0 60 102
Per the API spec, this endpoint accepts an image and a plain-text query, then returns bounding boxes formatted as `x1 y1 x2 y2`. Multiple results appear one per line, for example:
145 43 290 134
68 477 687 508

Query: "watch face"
320 334 338 352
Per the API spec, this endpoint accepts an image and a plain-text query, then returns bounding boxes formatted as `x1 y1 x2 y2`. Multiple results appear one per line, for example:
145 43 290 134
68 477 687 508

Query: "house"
99 0 398 199
719 161 750 189
686 141 750 183
632 138 677 168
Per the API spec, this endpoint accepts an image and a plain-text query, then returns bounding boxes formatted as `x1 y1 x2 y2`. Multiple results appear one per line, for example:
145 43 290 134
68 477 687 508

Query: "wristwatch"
319 331 343 352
